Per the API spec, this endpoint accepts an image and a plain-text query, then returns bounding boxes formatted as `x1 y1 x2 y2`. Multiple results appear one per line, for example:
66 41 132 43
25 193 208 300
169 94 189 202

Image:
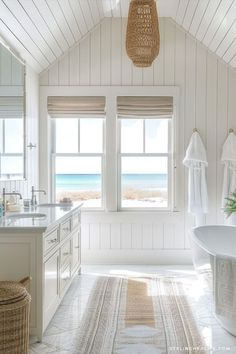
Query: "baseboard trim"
82 249 193 265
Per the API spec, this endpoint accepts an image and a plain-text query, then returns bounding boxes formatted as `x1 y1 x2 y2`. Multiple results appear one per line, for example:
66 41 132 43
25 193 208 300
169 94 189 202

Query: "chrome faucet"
2 188 22 216
31 186 46 207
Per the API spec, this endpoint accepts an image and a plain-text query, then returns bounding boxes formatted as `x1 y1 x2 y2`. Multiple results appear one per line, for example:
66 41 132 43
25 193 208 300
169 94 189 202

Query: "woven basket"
126 0 160 67
0 277 31 354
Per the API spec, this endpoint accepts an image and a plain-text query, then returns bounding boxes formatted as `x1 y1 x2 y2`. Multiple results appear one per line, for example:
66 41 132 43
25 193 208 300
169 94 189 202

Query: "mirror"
0 42 25 181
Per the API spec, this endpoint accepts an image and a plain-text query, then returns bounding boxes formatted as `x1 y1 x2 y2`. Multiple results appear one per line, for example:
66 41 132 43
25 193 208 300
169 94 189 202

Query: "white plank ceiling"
0 0 236 73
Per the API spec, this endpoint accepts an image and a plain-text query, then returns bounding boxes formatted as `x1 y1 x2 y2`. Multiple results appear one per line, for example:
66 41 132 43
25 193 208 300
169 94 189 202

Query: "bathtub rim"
192 224 236 258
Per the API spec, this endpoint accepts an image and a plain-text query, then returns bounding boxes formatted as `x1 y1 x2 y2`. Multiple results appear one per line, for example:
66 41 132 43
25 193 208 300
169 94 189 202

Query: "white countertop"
0 203 83 232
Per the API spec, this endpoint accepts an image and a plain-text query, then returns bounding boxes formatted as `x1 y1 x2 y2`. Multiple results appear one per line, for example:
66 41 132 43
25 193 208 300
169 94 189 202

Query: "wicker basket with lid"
0 277 31 354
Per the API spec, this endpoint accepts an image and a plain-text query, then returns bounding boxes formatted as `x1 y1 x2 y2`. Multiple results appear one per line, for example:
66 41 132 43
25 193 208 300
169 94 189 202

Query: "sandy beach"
56 188 167 207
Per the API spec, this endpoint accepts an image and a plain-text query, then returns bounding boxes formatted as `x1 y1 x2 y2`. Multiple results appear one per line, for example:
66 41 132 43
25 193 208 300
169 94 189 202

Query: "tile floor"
29 265 236 354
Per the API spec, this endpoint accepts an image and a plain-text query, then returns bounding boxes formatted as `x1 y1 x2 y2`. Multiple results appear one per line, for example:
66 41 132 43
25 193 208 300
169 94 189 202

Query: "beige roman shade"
48 96 106 118
0 97 24 119
117 96 173 118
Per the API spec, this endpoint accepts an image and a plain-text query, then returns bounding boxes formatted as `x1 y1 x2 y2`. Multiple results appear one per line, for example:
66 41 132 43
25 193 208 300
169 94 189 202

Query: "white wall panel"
79 37 90 85
89 223 100 249
110 223 121 249
142 224 153 249
153 223 164 249
40 18 236 264
69 47 80 85
131 224 142 249
121 223 132 249
81 223 90 249
100 223 111 249
90 25 101 85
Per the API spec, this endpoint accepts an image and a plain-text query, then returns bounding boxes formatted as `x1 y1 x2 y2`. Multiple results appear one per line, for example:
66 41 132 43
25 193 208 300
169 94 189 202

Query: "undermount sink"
6 213 46 219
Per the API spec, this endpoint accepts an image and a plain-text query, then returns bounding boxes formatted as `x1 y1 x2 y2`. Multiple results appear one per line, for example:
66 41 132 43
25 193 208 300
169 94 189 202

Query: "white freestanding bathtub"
191 225 236 336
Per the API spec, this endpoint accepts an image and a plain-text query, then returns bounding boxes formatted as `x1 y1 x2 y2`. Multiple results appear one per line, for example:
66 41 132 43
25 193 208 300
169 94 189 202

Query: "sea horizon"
56 173 167 191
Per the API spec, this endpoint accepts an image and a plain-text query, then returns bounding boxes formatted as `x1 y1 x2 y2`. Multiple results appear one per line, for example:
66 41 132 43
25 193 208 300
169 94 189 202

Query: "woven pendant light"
126 0 160 67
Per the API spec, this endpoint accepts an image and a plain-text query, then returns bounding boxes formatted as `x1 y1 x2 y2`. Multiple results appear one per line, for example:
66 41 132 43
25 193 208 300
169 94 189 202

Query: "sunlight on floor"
29 265 236 354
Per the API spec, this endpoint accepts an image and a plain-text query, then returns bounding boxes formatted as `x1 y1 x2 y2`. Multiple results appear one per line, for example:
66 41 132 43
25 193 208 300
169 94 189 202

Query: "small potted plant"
224 191 236 225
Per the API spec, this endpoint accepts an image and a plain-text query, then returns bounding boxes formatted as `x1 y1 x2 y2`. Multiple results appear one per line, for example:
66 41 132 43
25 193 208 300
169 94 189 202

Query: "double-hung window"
49 96 105 209
117 96 173 210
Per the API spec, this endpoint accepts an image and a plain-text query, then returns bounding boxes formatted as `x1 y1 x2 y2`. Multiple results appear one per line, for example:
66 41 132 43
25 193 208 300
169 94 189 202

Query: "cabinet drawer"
60 218 72 240
60 239 72 268
44 228 59 254
60 263 71 294
72 211 80 229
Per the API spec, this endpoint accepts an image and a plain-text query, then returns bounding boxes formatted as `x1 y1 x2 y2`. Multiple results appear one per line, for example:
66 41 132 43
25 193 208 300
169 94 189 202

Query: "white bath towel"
183 132 208 215
221 132 236 207
215 254 236 320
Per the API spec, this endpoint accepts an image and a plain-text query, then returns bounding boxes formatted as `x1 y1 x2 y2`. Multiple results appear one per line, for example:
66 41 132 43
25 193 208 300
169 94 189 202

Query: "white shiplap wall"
0 45 39 198
40 18 236 264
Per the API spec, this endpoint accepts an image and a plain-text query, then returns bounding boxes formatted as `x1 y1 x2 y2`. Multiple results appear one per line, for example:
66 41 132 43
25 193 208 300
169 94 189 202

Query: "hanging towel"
221 132 236 207
215 254 236 320
183 131 208 214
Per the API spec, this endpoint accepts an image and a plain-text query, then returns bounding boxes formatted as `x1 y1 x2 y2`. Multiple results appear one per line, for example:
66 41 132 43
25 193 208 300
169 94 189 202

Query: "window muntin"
119 118 171 209
52 118 104 209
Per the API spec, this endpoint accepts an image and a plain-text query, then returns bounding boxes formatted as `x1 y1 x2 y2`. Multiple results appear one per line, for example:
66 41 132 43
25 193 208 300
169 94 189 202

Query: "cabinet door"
44 251 59 328
72 230 80 273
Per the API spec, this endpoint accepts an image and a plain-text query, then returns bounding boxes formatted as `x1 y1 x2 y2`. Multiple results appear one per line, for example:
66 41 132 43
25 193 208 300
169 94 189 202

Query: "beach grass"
56 188 167 203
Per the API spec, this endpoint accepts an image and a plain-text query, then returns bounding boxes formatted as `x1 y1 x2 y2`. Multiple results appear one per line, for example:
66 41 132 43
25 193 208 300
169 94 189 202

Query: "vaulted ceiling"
0 0 235 73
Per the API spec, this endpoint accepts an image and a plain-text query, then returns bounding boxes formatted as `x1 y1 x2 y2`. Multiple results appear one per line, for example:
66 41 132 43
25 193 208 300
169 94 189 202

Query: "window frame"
117 117 173 211
50 118 106 211
41 87 179 212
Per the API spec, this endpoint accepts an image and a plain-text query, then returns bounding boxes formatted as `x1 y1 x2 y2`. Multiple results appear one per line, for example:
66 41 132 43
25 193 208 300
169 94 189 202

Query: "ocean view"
56 174 168 207
56 174 168 191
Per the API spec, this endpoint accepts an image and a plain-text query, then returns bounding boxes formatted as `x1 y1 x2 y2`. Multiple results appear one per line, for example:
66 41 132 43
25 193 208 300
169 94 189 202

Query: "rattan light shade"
126 0 160 67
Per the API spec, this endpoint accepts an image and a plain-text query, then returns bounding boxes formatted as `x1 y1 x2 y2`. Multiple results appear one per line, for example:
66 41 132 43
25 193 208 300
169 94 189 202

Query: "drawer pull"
47 238 57 244
75 246 80 249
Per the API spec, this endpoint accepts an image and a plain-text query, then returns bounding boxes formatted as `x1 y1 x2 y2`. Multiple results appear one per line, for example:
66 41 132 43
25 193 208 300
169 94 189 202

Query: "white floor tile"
30 265 236 353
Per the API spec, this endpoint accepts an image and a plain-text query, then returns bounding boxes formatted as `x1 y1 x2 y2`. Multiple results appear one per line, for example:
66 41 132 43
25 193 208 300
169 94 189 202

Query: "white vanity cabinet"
44 250 60 329
0 204 82 341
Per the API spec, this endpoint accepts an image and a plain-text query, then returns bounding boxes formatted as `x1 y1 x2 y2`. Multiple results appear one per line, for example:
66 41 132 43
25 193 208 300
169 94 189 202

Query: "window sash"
51 118 105 210
118 118 172 210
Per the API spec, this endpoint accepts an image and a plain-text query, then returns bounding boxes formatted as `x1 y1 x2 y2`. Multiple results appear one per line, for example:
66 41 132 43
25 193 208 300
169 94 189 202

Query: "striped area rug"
75 276 207 354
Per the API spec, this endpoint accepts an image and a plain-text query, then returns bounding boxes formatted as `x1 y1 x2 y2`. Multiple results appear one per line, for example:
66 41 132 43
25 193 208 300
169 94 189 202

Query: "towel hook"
229 128 234 133
193 128 198 132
